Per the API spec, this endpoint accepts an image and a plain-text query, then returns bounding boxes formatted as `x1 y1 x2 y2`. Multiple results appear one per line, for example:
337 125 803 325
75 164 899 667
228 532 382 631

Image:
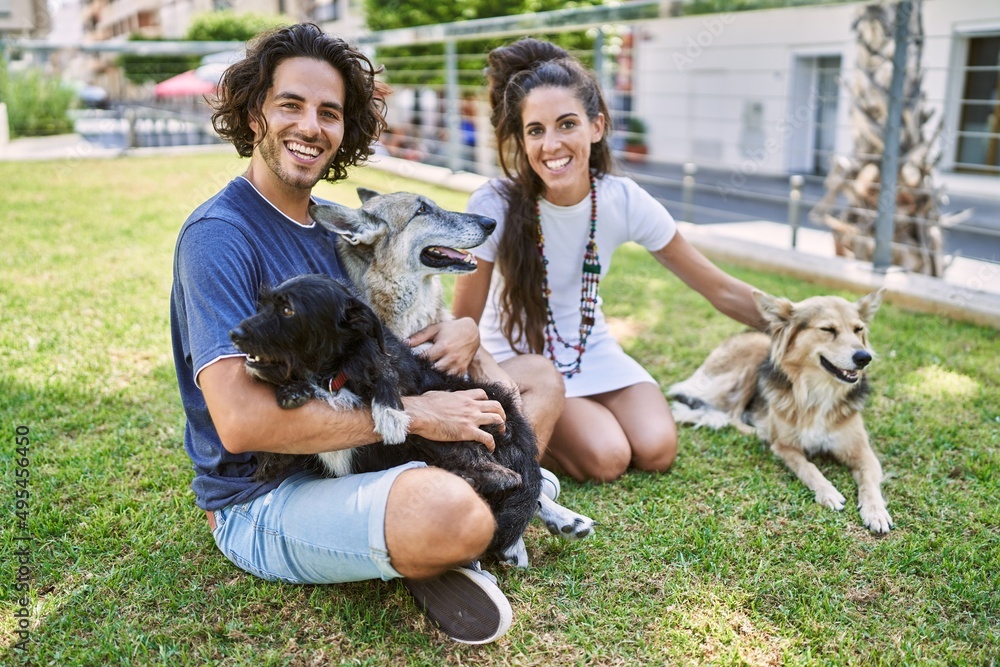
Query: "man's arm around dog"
201 357 507 454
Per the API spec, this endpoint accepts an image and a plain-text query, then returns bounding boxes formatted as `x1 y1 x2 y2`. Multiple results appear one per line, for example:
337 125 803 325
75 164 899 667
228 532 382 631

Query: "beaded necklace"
535 176 600 378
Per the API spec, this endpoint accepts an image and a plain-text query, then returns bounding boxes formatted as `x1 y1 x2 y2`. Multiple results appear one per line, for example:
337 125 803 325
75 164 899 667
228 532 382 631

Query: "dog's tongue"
427 246 468 260
422 246 478 268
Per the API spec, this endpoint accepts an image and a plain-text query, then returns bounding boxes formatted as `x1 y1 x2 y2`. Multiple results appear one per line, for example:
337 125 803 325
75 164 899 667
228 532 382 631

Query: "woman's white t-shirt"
467 174 677 397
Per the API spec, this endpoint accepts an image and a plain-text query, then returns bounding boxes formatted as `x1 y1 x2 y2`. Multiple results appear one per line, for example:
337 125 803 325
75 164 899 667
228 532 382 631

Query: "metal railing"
70 106 222 149
4 0 999 271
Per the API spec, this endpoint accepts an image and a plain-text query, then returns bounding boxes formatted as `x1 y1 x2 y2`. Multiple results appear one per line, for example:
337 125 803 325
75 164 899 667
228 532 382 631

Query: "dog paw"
814 487 847 512
536 494 595 541
372 404 410 444
277 385 311 409
860 504 893 534
500 537 529 568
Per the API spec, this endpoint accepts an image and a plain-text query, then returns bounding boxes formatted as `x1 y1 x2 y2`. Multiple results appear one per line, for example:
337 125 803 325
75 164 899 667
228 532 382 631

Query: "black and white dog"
229 273 541 562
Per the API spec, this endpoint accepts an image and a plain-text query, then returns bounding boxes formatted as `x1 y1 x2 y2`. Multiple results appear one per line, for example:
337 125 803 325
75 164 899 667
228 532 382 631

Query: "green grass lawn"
1 152 997 666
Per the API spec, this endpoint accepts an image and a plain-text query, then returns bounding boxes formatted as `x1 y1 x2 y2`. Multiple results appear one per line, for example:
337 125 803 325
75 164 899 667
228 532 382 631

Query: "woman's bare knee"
580 446 631 482
503 354 565 454
632 431 678 473
525 357 565 402
505 354 564 396
601 386 678 474
552 439 630 483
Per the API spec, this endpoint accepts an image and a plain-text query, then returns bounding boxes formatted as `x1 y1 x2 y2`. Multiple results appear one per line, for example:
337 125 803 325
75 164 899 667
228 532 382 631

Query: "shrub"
117 13 288 85
0 62 75 138
184 11 289 42
118 35 200 85
625 116 647 147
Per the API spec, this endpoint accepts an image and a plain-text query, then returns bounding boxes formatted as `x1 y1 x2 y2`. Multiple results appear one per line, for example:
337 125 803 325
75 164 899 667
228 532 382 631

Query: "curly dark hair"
211 22 388 183
485 38 613 354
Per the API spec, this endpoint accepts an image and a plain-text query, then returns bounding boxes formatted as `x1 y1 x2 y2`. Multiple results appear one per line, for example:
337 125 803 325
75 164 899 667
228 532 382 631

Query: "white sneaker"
539 467 561 502
403 562 512 644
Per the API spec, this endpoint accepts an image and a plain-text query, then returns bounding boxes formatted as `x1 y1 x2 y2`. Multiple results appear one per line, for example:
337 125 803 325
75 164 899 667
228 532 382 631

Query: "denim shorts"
210 462 425 584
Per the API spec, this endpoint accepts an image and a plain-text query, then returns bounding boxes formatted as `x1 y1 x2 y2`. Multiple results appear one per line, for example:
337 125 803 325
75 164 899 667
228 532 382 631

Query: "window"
955 35 1000 175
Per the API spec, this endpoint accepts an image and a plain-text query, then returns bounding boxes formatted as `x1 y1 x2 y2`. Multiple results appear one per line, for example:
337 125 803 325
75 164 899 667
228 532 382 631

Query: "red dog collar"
328 370 349 393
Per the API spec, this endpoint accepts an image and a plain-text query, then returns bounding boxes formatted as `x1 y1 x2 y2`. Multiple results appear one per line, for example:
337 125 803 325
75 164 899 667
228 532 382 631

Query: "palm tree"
810 0 967 277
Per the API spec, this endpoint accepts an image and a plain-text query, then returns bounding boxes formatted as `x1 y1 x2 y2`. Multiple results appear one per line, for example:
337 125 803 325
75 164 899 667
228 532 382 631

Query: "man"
170 23 563 644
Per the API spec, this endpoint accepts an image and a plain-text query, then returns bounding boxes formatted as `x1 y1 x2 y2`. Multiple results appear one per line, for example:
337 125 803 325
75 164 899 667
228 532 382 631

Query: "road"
623 161 1000 264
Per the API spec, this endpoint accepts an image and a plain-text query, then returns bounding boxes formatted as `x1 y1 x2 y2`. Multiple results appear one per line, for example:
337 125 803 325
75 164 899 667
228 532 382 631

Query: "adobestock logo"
715 95 821 201
948 261 999 307
673 13 737 71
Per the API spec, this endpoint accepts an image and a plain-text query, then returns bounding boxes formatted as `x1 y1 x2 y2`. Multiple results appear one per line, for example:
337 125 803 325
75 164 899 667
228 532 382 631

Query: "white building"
0 0 48 38
77 0 360 40
632 0 1000 179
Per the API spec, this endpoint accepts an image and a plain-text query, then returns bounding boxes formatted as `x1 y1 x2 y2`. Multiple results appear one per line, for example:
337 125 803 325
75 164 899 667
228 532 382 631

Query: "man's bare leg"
385 467 494 579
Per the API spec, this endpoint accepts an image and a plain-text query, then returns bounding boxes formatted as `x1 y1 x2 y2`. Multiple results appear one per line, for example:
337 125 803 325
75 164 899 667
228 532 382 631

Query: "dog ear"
357 187 381 203
256 282 275 306
856 287 885 324
311 203 384 247
346 299 388 355
752 289 794 329
753 290 798 367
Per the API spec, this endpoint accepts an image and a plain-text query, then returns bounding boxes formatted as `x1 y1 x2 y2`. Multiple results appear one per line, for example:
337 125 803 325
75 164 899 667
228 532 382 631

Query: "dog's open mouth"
242 353 276 370
421 246 478 271
246 354 271 368
820 356 860 384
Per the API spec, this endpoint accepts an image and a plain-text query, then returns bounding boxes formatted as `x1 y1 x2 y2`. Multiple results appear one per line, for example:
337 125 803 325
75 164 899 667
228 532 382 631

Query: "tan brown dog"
668 288 892 533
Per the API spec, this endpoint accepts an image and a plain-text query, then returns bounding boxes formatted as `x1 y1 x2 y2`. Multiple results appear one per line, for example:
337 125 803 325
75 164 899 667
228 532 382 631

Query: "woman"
453 38 767 482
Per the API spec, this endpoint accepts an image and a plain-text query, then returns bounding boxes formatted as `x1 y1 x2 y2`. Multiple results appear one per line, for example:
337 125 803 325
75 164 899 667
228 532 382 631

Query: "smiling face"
249 57 346 196
753 289 884 389
521 85 605 206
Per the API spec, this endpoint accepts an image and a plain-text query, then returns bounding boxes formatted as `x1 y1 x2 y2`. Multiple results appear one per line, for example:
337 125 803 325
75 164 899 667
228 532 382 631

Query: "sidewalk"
4 135 999 328
678 220 1000 329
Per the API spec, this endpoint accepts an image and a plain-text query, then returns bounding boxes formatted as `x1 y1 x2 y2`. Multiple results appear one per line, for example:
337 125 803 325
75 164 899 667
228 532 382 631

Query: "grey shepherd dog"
667 288 892 533
237 188 594 565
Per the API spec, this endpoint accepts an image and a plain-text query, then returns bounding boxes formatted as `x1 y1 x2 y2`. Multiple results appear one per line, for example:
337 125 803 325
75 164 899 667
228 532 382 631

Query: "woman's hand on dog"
406 318 480 376
402 389 506 452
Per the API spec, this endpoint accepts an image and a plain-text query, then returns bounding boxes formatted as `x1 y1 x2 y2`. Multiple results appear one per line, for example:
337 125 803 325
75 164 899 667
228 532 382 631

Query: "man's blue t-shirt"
170 176 348 511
